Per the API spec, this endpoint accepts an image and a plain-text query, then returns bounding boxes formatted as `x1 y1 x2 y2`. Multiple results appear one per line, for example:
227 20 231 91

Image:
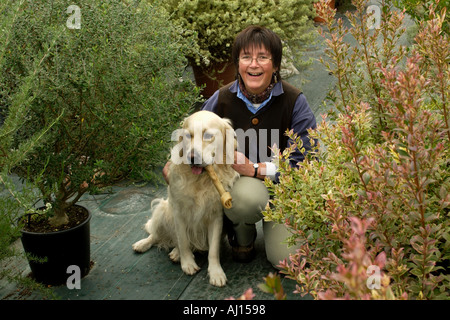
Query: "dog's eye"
203 132 214 141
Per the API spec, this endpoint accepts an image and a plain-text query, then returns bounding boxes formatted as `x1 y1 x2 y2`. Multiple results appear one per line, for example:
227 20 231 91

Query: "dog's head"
170 111 237 175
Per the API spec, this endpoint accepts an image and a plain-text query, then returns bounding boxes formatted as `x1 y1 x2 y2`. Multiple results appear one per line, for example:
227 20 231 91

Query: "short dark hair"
232 25 283 80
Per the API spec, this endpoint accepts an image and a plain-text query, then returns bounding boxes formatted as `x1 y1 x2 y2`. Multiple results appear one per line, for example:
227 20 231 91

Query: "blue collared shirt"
236 82 273 114
201 80 317 181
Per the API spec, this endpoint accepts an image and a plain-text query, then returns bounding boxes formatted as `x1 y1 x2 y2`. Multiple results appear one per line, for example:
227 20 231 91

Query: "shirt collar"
231 80 283 114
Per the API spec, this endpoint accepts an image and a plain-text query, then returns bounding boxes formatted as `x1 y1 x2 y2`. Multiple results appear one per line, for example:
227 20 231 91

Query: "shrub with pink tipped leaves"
263 0 449 300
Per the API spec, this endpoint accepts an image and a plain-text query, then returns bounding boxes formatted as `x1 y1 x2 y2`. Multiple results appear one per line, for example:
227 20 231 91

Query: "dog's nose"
189 150 202 165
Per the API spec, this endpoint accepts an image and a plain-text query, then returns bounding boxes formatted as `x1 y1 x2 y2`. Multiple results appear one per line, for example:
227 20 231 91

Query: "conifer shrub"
161 0 316 68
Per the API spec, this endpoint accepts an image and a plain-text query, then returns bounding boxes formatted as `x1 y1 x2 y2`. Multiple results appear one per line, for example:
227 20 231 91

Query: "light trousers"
224 176 299 267
224 176 269 246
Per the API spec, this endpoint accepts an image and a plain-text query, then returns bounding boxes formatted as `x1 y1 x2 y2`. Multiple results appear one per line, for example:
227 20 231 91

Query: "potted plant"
161 0 316 97
1 0 200 286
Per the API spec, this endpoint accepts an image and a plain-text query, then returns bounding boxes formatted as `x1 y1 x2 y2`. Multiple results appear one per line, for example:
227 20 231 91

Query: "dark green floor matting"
1 181 310 300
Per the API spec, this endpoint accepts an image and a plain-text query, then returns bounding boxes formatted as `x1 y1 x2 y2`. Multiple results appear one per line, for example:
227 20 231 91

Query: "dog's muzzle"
188 150 206 175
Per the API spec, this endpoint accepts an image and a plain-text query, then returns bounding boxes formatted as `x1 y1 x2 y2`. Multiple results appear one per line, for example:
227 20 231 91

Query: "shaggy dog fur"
132 111 238 287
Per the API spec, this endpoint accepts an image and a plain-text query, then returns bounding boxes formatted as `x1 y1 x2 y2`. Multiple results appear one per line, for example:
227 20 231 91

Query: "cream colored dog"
132 111 238 287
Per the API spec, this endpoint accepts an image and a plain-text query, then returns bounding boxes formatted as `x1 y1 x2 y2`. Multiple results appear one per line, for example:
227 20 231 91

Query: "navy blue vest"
216 80 301 163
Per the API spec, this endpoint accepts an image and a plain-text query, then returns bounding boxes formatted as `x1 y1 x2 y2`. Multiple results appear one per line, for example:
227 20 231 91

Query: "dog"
132 111 239 287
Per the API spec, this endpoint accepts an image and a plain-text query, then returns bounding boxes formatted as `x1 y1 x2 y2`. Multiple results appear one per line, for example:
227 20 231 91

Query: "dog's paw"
181 260 200 275
132 237 152 253
169 248 180 262
208 266 227 287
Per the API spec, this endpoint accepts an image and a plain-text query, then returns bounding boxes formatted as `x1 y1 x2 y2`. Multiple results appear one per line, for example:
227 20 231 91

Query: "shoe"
223 214 257 262
224 218 257 263
231 241 256 263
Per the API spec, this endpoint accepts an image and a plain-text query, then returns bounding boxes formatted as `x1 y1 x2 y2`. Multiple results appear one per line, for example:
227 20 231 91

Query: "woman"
201 25 317 263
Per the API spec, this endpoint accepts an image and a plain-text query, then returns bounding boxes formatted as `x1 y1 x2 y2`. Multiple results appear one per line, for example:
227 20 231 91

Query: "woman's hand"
232 151 265 178
162 161 171 184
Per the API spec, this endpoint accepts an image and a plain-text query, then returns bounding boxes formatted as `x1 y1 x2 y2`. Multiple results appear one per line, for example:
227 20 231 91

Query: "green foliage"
0 187 22 263
160 0 316 68
0 0 59 168
0 0 201 226
258 272 287 300
393 0 449 34
263 0 449 299
0 0 55 295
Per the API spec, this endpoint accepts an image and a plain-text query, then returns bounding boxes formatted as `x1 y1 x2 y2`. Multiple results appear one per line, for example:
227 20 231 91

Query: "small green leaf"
362 171 371 185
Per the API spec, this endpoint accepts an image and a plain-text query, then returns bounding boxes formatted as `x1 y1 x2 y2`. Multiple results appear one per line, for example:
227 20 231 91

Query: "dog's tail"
146 198 174 251
146 198 168 234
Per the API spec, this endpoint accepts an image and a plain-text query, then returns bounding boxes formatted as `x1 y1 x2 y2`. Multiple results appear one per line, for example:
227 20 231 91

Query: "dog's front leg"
207 216 227 287
174 217 200 275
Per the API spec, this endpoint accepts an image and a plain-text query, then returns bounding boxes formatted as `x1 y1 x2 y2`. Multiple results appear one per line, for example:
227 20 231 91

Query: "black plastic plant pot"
20 205 91 286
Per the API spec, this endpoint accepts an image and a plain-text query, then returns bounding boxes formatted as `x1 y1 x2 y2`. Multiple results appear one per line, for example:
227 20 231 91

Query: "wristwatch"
253 163 259 178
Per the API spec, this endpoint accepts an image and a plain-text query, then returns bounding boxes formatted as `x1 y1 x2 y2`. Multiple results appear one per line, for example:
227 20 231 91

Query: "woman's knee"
224 176 269 224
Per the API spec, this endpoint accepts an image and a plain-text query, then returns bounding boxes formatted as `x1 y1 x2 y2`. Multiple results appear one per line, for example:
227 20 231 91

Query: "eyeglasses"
239 55 272 66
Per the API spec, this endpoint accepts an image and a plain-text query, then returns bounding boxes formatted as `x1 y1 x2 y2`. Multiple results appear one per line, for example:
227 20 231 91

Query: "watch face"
253 163 259 169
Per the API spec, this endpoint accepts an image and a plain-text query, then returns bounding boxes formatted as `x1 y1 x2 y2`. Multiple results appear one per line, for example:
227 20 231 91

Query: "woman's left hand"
232 151 265 178
232 151 254 176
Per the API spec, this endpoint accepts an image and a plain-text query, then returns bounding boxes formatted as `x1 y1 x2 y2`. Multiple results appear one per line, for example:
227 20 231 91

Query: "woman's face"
238 45 277 95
